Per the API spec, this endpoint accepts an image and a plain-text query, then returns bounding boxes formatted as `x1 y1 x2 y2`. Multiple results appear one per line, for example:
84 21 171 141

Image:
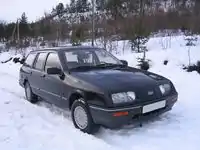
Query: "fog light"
113 111 129 117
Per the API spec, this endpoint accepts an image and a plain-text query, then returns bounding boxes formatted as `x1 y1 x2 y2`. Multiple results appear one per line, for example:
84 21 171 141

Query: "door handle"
40 74 46 78
27 71 32 75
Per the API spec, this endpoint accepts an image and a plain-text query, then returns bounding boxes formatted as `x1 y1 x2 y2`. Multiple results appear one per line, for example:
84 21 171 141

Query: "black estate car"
19 46 178 134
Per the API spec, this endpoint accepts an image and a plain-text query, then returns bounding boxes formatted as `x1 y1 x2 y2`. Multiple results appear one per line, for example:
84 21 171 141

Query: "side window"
24 53 37 67
45 53 61 72
34 53 47 71
66 51 78 62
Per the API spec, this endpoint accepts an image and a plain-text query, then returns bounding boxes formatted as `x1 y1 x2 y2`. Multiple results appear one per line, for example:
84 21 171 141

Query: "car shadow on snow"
95 111 181 142
37 99 167 128
36 99 162 136
36 99 179 137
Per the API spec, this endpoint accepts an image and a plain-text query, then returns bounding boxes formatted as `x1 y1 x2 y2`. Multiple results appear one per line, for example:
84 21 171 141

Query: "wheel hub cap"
25 86 31 100
74 106 88 129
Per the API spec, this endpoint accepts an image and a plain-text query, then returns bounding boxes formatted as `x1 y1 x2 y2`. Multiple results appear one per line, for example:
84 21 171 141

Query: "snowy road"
1 45 200 149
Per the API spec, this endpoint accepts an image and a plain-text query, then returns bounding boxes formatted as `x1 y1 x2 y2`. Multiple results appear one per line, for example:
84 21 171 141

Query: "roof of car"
31 46 101 53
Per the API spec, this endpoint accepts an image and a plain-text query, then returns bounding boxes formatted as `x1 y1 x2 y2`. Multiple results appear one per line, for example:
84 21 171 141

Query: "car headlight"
112 92 136 104
159 84 171 95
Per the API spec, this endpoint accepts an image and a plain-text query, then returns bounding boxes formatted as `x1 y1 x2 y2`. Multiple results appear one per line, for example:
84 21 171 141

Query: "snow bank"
116 35 200 67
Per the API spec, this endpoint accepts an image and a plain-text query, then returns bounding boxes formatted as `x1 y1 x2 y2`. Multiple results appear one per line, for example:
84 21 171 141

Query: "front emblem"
148 91 154 95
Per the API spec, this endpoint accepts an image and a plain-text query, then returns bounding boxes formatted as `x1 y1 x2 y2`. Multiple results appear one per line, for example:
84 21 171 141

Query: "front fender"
67 89 107 108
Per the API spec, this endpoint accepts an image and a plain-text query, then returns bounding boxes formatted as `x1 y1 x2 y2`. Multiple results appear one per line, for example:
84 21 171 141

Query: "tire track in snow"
0 87 24 100
0 70 76 133
0 85 72 122
0 71 19 80
0 89 120 150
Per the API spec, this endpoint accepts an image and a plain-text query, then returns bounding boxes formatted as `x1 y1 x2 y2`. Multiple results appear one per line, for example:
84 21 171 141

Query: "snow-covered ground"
0 35 200 150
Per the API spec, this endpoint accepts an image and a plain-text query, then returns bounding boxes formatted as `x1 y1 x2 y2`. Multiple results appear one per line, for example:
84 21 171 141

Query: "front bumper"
89 94 178 128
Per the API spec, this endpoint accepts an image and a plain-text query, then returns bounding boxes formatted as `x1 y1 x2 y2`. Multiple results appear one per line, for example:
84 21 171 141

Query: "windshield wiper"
96 63 126 68
95 63 121 68
69 65 96 71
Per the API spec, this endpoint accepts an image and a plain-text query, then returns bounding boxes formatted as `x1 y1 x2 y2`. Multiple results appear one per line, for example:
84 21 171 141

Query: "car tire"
71 99 99 134
25 82 38 103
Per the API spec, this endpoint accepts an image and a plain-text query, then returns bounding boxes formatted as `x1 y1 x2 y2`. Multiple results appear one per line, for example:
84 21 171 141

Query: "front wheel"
71 99 99 134
25 82 38 103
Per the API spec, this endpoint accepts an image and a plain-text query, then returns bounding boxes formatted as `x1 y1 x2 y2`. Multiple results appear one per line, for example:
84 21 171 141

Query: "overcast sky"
0 0 68 22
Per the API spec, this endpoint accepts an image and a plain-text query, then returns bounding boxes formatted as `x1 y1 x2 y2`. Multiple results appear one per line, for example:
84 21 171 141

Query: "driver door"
42 52 66 107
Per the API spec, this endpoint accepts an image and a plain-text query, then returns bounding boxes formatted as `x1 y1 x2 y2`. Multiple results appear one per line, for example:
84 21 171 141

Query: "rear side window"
24 53 37 67
66 51 78 62
34 53 47 71
45 53 61 72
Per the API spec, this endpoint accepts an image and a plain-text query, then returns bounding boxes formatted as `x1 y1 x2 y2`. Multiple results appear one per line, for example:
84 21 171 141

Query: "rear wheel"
25 82 38 103
71 99 99 134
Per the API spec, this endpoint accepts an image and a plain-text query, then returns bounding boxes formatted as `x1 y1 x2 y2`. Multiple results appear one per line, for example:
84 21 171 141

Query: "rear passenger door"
42 52 65 106
31 52 48 97
20 53 37 89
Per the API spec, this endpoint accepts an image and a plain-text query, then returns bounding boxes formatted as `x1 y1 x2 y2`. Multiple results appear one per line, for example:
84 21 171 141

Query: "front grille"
136 88 158 102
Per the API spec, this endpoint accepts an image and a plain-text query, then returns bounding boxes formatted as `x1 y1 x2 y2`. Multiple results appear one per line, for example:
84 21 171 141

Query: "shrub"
163 60 168 65
137 58 151 71
183 61 200 74
13 57 20 63
40 41 46 47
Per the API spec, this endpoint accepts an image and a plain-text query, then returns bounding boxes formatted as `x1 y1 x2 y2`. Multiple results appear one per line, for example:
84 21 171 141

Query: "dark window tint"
24 53 37 67
34 53 47 70
45 53 61 72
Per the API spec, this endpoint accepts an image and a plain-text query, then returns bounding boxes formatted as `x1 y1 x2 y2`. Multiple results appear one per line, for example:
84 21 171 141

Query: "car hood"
72 69 160 93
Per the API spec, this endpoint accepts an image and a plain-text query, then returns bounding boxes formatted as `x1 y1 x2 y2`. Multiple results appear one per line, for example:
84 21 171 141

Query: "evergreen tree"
55 3 65 18
69 0 77 13
39 21 51 38
128 0 150 56
0 22 6 41
184 30 197 65
96 0 106 11
70 25 85 46
5 23 16 40
76 0 90 13
19 12 30 38
29 22 35 37
105 0 125 19
129 20 149 54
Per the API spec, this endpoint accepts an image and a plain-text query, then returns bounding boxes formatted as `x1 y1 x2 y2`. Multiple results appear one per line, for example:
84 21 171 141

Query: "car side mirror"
47 67 62 75
47 67 65 80
120 60 128 66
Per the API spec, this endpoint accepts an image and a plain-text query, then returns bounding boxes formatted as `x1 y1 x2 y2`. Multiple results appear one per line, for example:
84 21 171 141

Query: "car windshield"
65 48 123 70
